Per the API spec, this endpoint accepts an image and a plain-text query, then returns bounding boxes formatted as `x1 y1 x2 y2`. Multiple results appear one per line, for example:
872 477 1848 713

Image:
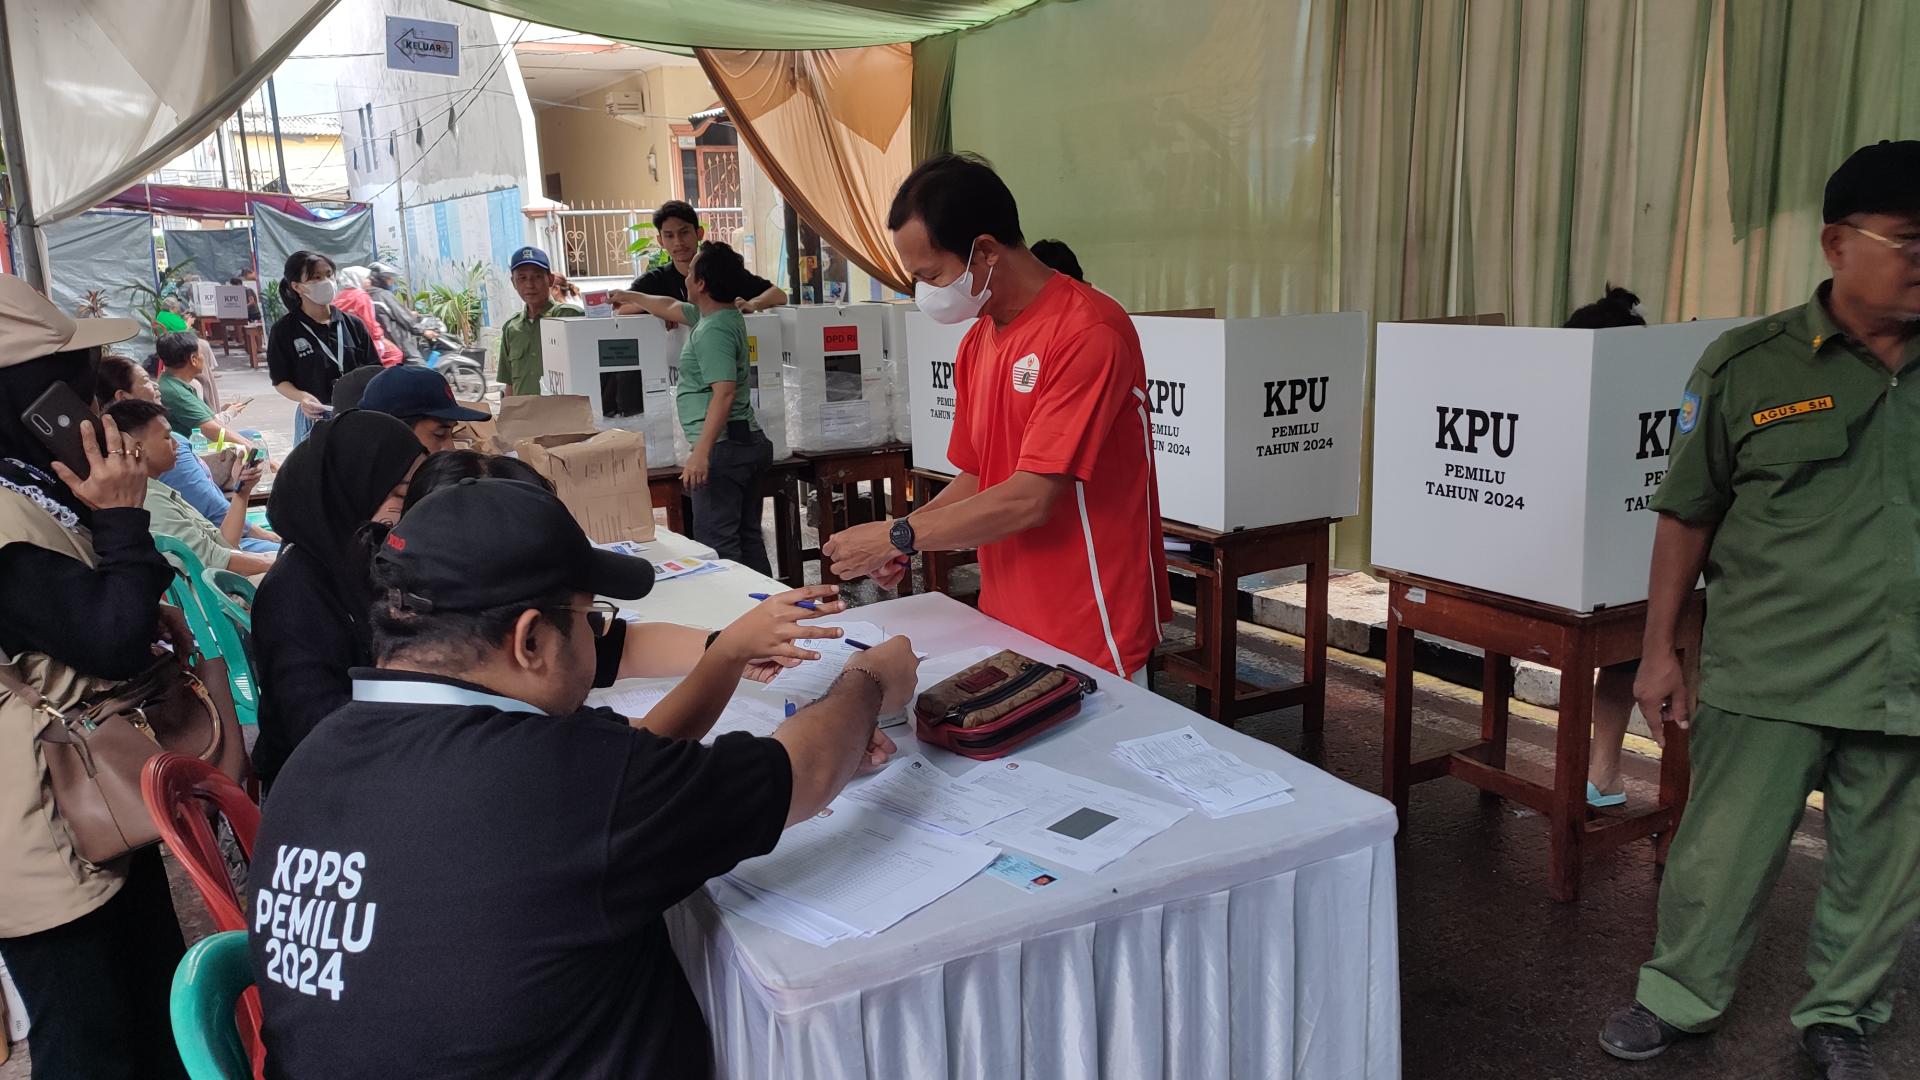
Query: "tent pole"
235 103 255 191
267 77 290 194
0 0 45 288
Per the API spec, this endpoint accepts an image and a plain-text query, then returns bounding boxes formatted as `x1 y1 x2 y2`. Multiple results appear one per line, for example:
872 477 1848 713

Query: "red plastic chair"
142 751 266 1077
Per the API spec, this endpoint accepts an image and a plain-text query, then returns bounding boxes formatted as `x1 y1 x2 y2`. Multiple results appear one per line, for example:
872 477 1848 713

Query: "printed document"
841 754 1027 835
960 759 1188 873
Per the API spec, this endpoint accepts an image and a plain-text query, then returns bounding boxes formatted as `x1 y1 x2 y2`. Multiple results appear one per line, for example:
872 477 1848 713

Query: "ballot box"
742 311 790 460
1134 311 1370 531
1371 318 1745 611
542 314 684 465
898 306 971 474
876 301 919 450
186 282 247 320
780 304 893 451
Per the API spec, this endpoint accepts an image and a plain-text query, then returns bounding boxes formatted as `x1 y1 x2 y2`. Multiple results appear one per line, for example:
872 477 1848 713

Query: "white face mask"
301 278 339 306
914 241 993 325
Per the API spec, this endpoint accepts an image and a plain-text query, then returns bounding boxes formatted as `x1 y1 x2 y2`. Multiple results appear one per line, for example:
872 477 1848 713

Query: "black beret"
1823 140 1920 224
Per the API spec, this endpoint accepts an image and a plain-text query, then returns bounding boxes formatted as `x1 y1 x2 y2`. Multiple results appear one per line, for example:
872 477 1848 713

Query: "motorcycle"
416 314 488 402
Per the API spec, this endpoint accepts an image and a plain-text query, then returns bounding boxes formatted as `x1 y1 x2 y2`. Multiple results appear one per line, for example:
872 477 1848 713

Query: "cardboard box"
495 394 655 544
539 314 683 417
898 306 970 474
780 304 892 451
1134 312 1369 531
1370 318 1743 610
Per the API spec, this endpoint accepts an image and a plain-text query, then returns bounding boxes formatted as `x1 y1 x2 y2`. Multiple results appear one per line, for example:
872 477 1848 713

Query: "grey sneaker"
1804 1024 1886 1080
1599 1003 1688 1061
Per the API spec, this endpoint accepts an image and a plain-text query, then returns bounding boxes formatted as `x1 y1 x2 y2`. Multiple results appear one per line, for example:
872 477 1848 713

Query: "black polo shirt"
250 670 792 1079
629 263 776 303
267 308 378 402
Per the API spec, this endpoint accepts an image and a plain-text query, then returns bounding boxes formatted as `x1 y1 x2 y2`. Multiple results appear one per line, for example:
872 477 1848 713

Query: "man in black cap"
1599 141 1920 1079
249 478 915 1078
359 364 491 453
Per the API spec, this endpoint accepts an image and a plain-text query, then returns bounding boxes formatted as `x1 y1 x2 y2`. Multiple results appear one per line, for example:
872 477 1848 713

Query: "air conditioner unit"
605 91 648 129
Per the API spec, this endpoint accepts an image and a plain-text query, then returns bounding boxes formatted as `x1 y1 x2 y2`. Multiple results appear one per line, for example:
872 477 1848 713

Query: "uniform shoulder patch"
1696 313 1789 376
1678 390 1702 434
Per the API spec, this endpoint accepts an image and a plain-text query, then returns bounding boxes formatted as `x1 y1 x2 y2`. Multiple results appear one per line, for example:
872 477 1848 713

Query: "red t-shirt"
947 274 1171 676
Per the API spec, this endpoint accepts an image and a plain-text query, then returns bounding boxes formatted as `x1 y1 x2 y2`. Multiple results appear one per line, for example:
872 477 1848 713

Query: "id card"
985 853 1061 893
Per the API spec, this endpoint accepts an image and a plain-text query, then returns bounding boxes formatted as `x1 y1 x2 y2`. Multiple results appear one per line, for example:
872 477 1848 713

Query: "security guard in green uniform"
1600 141 1920 1080
496 246 584 398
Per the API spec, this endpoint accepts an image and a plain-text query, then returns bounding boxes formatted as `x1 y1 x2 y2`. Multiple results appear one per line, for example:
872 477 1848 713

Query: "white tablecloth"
616 559 780 628
659 592 1402 1080
641 526 719 564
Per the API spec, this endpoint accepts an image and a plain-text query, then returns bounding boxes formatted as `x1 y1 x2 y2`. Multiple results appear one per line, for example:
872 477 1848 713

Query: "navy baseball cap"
376 478 655 612
1823 140 1920 223
509 246 552 272
362 365 490 423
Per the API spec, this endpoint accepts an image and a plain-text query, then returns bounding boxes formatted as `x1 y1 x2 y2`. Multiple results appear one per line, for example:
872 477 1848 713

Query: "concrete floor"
5 350 1911 1077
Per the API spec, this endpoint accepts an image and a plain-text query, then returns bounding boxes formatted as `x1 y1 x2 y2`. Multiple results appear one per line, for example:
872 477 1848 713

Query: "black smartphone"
20 382 105 481
247 446 266 466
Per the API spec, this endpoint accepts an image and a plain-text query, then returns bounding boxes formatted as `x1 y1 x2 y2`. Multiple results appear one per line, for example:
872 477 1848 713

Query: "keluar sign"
1371 318 1744 610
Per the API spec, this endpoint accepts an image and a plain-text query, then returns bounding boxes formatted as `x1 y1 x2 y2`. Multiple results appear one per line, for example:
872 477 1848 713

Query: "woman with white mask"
266 250 379 444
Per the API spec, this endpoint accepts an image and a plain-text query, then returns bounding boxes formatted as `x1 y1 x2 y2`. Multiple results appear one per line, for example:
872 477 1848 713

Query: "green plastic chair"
196 568 259 727
169 930 260 1080
151 536 222 660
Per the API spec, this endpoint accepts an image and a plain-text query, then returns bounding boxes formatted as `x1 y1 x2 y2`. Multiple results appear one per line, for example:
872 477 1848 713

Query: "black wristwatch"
889 517 917 556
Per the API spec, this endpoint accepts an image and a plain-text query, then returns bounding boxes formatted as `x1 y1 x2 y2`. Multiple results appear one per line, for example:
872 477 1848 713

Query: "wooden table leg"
1384 597 1416 830
1481 654 1513 771
651 478 686 534
772 476 803 587
1210 544 1242 726
1549 633 1596 902
1302 544 1328 733
815 479 842 585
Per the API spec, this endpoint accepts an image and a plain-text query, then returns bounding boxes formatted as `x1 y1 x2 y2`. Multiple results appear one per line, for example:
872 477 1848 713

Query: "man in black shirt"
250 478 914 1079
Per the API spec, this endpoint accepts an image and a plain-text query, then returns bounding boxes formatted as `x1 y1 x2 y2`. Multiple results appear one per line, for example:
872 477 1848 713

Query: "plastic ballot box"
780 304 893 451
1371 318 1744 610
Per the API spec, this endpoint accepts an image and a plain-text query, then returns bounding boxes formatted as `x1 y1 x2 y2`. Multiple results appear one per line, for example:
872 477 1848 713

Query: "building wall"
237 134 345 197
535 65 718 209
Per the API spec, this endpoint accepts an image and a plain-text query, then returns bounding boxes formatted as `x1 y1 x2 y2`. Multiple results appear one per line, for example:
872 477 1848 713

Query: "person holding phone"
266 250 378 445
153 330 259 457
0 274 192 1079
104 399 275 577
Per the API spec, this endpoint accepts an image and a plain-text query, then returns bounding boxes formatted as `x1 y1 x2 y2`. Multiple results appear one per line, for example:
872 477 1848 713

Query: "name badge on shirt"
1751 396 1834 428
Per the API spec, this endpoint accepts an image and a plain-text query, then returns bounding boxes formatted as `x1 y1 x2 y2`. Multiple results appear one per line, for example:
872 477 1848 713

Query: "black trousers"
690 422 775 576
0 847 189 1080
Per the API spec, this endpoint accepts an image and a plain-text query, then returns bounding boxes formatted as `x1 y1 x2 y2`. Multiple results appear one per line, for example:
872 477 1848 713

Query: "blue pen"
784 701 797 718
750 591 817 611
843 639 873 651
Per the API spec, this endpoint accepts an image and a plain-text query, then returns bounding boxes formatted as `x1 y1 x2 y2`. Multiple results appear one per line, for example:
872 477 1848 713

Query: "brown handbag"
3 611 248 868
913 649 1097 760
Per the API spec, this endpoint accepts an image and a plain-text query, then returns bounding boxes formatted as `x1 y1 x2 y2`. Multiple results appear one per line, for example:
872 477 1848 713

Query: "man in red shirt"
825 154 1170 680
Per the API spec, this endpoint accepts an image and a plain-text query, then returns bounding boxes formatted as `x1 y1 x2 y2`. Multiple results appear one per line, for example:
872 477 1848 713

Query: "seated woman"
400 450 845 741
104 400 274 577
250 410 427 789
97 354 279 553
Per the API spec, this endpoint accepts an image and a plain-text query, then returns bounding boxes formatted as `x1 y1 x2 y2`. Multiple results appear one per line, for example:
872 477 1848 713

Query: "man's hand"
53 417 147 511
846 636 919 715
713 585 847 665
1632 650 1691 749
683 446 711 489
734 297 758 314
859 726 897 773
743 656 802 683
825 520 901 580
870 555 911 591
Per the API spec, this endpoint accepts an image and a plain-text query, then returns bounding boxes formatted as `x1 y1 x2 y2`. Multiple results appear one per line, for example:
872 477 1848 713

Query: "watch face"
890 518 915 553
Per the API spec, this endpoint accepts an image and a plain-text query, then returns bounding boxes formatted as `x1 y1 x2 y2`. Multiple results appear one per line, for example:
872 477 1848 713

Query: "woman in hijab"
0 276 190 1078
334 265 404 367
250 409 426 788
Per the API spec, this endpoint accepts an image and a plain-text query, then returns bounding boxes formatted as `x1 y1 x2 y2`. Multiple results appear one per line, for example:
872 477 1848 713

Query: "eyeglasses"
554 601 620 637
1847 224 1920 256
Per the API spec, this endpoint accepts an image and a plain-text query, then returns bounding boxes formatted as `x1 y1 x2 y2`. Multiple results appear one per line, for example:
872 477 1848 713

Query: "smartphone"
20 382 105 481
246 446 266 466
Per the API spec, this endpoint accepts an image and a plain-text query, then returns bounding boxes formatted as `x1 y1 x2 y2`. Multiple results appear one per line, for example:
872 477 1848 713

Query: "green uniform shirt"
1651 282 1920 734
142 479 233 572
497 300 584 397
674 303 757 439
158 372 213 439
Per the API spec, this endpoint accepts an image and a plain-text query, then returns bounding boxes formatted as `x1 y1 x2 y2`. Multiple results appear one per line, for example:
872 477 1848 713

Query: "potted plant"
73 290 112 319
626 222 669 273
418 260 489 360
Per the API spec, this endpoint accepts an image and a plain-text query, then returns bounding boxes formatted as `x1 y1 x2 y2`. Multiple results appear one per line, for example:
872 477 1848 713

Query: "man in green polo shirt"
154 330 257 457
496 246 583 398
1599 141 1920 1080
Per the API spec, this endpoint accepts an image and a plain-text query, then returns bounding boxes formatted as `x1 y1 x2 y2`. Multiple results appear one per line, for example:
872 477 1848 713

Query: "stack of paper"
1112 726 1294 817
841 754 1027 835
715 803 998 945
766 620 888 704
960 760 1189 873
586 683 787 743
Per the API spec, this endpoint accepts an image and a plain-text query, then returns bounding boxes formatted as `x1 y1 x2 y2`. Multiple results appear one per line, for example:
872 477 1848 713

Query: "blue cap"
509 245 552 272
361 365 490 423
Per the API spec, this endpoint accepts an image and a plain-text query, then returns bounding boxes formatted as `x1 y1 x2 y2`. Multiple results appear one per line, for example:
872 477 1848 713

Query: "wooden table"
1379 570 1702 901
908 467 977 596
794 443 913 592
1157 518 1331 731
647 459 807 586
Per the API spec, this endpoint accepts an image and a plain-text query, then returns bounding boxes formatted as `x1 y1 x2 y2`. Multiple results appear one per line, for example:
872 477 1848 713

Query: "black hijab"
0 347 102 526
268 409 424 618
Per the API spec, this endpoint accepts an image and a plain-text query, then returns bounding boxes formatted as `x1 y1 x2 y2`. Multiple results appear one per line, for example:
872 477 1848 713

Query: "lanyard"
302 317 347 372
351 678 542 715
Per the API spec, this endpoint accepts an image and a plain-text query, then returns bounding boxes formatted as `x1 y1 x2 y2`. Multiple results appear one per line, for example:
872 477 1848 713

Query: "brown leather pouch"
913 649 1096 760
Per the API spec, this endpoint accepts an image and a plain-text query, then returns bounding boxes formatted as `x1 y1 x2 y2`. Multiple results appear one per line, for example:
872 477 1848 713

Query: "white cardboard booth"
780 304 893 451
898 306 970 474
1371 318 1743 611
187 281 247 320
541 315 685 466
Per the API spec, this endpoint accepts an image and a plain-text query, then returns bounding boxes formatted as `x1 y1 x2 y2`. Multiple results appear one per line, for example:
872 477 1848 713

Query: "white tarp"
2 0 336 225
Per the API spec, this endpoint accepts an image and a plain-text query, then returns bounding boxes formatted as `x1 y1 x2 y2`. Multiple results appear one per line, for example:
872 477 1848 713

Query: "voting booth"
1135 312 1369 531
781 304 892 451
541 315 685 466
1371 318 1744 611
899 307 971 474
186 282 247 320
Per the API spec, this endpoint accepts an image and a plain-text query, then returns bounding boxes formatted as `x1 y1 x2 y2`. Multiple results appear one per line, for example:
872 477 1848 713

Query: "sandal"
1587 781 1627 808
